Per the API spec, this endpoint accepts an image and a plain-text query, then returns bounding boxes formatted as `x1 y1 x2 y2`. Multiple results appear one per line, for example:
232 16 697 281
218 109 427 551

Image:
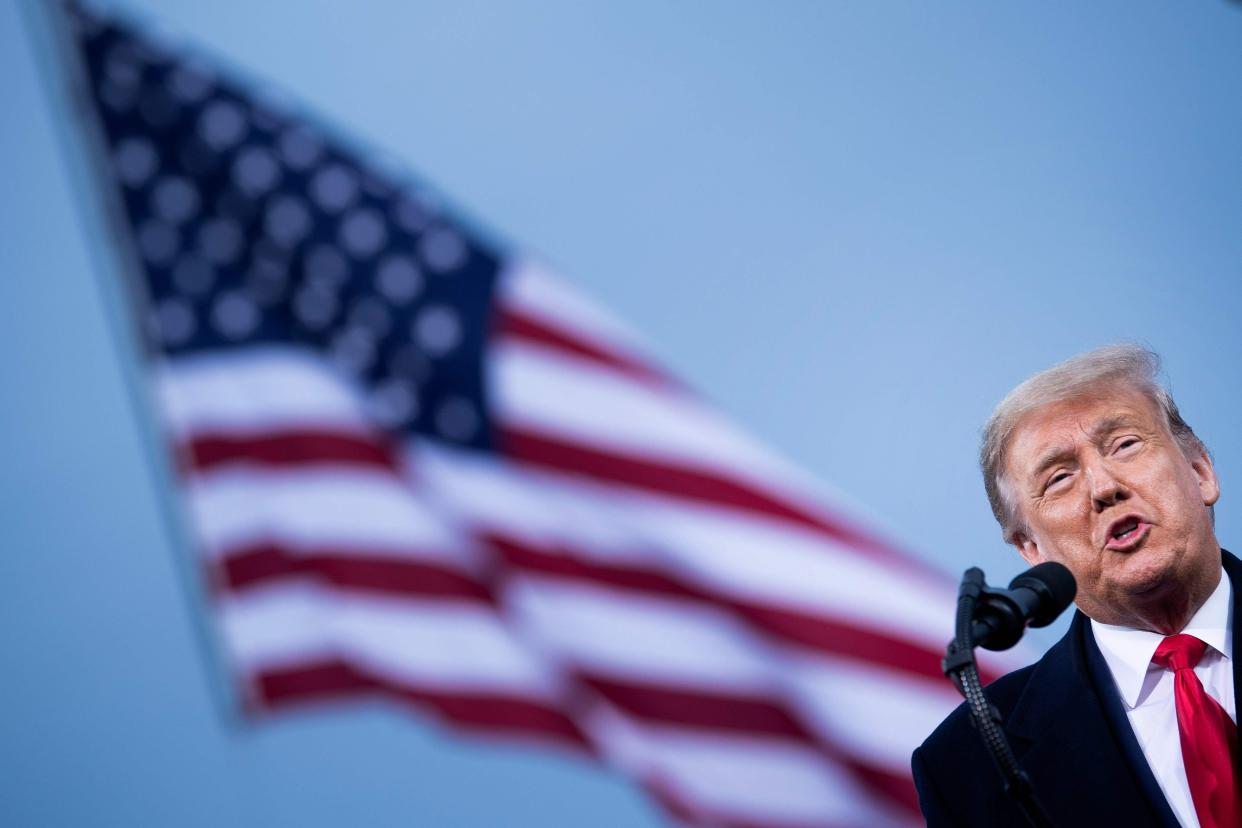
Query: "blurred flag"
57 3 1015 826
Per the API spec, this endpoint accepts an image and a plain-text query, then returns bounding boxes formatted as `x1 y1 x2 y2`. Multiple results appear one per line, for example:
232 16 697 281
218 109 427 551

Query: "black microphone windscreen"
1009 562 1076 627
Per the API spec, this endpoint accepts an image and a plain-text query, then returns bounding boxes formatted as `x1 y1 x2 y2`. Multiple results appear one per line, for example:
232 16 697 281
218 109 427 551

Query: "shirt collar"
1090 565 1233 709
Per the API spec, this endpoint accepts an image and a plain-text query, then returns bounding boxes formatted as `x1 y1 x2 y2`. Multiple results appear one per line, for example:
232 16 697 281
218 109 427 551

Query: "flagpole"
19 0 245 729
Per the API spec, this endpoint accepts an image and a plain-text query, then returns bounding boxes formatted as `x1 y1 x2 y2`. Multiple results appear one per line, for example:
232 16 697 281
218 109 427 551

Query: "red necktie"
1151 634 1240 828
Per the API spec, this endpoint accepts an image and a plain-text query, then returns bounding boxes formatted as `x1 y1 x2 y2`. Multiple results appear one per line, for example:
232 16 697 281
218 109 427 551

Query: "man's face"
1003 385 1220 628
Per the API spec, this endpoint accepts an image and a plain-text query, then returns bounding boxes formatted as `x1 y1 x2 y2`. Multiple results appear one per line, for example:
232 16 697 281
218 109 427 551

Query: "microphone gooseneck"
940 562 1077 828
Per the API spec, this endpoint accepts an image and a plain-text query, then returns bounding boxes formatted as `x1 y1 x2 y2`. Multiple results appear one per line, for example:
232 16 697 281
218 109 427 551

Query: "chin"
1113 549 1180 597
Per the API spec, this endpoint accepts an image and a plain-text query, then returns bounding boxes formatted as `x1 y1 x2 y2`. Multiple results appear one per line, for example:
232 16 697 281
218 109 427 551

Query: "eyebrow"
1027 445 1075 484
1089 414 1139 443
1023 414 1141 484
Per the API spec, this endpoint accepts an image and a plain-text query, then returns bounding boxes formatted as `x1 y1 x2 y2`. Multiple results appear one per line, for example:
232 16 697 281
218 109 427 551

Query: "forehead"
1004 386 1163 475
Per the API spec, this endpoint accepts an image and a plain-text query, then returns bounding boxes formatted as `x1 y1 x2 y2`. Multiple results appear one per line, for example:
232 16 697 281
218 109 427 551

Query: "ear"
1011 530 1045 568
1189 446 1220 507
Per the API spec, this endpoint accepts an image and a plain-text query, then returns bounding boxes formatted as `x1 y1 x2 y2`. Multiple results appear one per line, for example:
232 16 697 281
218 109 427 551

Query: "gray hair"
981 344 1206 543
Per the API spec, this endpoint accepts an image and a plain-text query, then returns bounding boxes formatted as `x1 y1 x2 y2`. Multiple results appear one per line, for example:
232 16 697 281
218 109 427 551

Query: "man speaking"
913 345 1239 827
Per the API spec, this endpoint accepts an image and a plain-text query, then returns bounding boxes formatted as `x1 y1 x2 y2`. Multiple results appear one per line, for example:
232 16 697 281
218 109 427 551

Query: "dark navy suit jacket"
912 550 1242 827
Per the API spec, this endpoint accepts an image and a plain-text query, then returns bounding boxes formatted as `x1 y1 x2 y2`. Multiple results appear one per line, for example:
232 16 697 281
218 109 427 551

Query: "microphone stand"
941 567 1055 828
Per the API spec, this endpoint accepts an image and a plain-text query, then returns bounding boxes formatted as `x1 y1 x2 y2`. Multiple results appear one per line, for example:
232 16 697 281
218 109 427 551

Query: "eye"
1045 470 1072 492
1113 436 1141 453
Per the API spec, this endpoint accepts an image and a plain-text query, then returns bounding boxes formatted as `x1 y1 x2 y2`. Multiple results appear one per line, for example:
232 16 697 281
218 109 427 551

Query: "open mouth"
1105 516 1149 550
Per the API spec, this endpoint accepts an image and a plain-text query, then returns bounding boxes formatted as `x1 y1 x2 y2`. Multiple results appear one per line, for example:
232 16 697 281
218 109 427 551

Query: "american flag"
63 3 1019 825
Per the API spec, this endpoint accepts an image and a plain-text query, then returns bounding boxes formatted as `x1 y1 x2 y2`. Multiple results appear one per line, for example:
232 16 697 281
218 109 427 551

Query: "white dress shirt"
1091 568 1235 828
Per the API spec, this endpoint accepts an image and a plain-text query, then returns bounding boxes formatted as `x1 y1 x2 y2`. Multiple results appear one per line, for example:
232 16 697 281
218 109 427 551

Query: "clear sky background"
4 2 1242 826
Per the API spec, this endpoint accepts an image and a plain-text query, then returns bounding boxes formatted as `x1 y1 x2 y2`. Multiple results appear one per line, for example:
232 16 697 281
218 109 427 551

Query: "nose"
1085 459 1129 511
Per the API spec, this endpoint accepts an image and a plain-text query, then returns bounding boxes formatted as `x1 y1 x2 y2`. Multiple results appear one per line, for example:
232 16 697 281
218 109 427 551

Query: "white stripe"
507 577 779 690
407 439 654 552
495 272 912 540
498 257 653 358
155 346 368 438
787 653 962 773
510 569 964 775
219 582 559 696
493 339 800 487
404 441 987 656
589 705 914 828
186 466 475 568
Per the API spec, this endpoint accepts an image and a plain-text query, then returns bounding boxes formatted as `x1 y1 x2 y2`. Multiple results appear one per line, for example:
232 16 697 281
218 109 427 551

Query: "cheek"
1028 506 1095 566
1146 468 1199 516
1035 498 1084 531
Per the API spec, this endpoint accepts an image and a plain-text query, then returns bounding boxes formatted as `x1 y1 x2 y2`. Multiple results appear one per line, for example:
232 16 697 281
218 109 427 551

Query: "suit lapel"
1221 550 1242 756
1003 612 1177 827
1078 614 1182 827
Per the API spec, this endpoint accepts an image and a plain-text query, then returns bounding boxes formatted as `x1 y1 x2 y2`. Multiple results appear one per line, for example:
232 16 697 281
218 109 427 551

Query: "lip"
1104 514 1151 552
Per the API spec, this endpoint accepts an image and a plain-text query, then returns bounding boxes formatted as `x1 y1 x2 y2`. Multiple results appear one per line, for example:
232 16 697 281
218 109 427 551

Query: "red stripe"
215 543 494 603
181 424 922 582
251 658 591 751
489 533 703 602
210 531 977 686
185 430 398 473
732 603 955 685
583 674 813 741
499 426 909 566
493 305 674 388
585 674 920 818
849 764 920 819
486 533 988 685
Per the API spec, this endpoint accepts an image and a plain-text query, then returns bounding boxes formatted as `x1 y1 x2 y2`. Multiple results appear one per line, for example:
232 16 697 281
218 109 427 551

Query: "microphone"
940 563 1073 828
970 562 1076 651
